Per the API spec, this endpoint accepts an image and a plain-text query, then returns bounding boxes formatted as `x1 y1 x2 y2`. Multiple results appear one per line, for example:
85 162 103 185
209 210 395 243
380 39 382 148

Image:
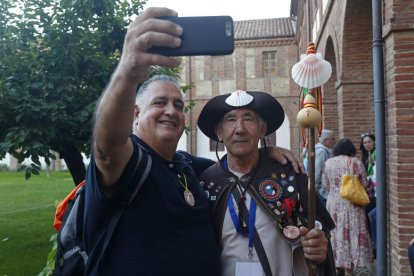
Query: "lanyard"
224 156 257 258
228 194 257 258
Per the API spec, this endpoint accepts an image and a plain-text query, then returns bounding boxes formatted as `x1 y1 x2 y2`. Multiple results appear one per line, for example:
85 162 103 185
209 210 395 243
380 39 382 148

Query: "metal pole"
372 0 387 274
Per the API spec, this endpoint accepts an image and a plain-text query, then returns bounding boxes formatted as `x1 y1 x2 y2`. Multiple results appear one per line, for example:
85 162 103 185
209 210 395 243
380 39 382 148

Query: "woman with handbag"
322 138 374 275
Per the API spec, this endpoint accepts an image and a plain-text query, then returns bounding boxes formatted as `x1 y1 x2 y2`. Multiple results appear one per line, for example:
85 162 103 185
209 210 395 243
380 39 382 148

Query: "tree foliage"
0 0 146 184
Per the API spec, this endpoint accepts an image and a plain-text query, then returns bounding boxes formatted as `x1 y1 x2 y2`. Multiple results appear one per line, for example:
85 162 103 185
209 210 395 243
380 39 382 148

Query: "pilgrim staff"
293 42 333 275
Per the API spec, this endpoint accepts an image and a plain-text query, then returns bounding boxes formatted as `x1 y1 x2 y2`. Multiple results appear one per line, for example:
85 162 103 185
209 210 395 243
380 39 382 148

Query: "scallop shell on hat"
225 90 254 107
291 53 332 89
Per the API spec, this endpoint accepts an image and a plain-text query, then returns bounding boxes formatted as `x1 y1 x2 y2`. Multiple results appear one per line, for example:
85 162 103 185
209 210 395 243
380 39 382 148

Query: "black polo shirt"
84 135 220 275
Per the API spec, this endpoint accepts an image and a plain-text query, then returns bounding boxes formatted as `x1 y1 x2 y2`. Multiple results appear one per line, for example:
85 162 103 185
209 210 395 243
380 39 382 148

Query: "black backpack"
54 181 87 275
53 145 152 275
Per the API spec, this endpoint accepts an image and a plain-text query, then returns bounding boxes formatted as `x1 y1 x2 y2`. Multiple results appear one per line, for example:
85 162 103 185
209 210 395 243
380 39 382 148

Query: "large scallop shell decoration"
291 43 332 89
225 90 254 107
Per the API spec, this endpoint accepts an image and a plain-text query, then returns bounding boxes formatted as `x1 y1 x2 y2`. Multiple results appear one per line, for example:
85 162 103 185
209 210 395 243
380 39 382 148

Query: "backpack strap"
95 142 152 269
84 141 152 274
125 143 153 203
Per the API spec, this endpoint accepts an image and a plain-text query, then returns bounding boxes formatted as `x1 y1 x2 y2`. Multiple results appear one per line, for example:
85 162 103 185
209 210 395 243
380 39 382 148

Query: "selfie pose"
80 7 303 275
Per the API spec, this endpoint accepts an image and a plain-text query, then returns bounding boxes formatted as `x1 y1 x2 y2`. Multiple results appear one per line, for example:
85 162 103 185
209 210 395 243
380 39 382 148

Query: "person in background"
360 133 377 257
360 133 376 207
409 238 414 274
322 138 373 275
313 129 336 205
300 138 309 173
198 90 336 276
360 133 376 179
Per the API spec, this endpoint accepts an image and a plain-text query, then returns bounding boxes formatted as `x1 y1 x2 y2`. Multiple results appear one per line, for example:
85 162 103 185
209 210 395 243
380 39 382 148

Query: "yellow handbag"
340 157 370 206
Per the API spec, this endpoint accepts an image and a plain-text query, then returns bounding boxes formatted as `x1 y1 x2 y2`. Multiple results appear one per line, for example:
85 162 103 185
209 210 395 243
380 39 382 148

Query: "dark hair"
136 74 180 102
360 133 375 165
332 138 356 157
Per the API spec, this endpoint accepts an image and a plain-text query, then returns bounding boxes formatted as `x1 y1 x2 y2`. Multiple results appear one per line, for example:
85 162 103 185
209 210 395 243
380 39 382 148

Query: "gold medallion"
184 190 195 206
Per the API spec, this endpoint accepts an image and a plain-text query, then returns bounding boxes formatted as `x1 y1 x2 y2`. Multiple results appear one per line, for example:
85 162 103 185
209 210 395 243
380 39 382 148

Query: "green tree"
0 0 146 184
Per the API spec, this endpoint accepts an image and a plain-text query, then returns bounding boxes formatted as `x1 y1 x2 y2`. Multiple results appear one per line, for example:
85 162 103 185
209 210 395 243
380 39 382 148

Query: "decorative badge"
280 198 296 220
283 225 301 240
259 179 282 202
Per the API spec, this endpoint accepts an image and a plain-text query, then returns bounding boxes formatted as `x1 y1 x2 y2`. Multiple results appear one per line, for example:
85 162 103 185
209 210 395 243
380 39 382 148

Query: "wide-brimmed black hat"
198 90 285 141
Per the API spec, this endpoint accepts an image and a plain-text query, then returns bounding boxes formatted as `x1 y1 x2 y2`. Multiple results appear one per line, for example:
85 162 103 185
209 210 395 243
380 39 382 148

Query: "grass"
0 171 75 276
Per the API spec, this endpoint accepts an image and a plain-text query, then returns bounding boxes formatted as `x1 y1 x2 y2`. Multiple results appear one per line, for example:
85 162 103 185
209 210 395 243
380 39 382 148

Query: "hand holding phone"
148 16 235 56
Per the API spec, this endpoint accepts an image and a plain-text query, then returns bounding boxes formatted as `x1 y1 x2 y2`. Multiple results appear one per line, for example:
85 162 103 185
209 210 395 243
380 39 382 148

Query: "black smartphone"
148 16 234 56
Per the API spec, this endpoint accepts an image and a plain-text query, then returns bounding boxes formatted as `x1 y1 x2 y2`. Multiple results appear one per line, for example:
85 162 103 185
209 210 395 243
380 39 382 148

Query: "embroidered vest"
199 153 316 245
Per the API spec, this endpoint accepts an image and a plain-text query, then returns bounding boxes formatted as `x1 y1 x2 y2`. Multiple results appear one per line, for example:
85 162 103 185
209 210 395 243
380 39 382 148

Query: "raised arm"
93 7 182 188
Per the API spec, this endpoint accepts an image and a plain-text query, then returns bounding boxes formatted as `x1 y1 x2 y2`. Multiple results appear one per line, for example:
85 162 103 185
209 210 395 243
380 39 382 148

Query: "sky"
143 0 291 21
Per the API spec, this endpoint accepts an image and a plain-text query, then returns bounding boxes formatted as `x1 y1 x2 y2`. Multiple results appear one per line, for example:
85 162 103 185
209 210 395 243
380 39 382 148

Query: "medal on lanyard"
228 194 257 259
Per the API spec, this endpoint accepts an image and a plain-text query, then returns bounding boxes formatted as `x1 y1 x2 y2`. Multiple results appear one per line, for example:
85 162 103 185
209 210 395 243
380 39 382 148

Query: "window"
262 51 277 77
210 139 225 152
261 132 277 147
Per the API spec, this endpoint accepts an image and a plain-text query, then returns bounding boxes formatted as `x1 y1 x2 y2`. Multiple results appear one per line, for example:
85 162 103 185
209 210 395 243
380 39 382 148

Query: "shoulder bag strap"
231 187 272 276
350 157 355 174
346 157 354 174
127 144 152 203
95 143 152 271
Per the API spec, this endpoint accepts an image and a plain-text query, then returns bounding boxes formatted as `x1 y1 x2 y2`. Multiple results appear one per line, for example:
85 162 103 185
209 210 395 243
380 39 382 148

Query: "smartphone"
148 16 234 56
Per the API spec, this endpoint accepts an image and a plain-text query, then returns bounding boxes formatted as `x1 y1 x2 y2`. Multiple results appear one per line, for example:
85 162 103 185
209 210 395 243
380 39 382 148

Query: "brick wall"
322 38 338 134
384 17 414 276
298 0 374 143
295 0 414 274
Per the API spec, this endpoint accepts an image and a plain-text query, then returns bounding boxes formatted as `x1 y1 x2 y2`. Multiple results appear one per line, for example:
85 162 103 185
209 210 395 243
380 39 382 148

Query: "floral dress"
322 155 373 271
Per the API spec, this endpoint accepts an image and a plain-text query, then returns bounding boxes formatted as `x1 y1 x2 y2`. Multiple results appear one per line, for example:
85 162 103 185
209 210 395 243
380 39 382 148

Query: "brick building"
291 0 414 274
180 17 301 160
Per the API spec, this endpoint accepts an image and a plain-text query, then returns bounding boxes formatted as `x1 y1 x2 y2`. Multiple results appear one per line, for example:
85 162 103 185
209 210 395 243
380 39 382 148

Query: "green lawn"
0 171 75 276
